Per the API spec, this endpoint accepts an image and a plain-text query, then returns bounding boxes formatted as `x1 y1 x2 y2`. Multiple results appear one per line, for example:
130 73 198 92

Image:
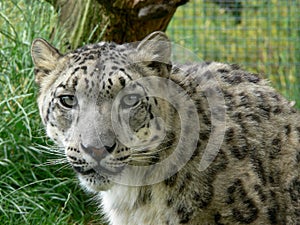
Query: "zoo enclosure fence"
167 0 300 102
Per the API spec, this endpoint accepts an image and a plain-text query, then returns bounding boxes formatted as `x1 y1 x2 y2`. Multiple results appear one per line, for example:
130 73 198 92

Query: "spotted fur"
31 32 300 225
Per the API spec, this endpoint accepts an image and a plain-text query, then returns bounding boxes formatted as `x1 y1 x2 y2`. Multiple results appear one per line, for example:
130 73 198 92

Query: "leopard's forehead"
68 42 132 77
70 42 130 62
56 42 135 99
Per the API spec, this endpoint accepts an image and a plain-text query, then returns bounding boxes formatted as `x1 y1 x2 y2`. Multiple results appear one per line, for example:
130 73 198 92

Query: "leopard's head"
31 32 198 192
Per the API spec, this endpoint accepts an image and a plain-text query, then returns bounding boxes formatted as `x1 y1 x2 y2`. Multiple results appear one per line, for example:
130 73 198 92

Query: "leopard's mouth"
68 142 128 178
72 166 96 175
72 164 124 176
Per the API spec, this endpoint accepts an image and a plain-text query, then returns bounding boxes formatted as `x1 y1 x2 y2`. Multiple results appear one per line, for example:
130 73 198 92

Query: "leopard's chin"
78 173 113 192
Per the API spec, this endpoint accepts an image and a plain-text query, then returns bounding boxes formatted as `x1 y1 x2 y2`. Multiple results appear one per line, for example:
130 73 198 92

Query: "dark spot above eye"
119 77 126 87
108 78 113 85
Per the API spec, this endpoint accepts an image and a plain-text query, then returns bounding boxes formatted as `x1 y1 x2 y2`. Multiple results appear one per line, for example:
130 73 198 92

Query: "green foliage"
0 0 101 224
167 0 300 108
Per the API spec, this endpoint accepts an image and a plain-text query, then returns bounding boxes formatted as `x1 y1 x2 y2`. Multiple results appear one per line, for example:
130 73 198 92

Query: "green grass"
167 0 300 108
0 0 101 224
0 0 299 224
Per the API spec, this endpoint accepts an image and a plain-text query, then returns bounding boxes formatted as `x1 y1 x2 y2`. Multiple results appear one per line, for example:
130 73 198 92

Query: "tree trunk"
46 0 188 49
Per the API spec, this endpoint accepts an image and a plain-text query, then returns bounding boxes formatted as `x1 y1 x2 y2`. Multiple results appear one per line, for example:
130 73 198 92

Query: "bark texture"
46 0 188 48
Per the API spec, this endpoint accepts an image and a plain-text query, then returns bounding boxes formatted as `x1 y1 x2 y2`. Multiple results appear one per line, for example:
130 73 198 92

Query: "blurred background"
167 0 300 103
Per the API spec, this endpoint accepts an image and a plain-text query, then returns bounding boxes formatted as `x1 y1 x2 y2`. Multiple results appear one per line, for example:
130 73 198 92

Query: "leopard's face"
32 32 178 192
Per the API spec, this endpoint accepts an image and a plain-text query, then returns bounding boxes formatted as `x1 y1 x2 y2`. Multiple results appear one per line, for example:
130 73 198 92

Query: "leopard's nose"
80 142 117 161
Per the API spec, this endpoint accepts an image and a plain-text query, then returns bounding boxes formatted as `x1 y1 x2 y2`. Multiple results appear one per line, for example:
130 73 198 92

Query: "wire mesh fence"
167 0 300 102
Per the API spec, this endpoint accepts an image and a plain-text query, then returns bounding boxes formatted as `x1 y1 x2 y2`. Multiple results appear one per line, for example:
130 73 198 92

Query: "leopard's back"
163 61 300 224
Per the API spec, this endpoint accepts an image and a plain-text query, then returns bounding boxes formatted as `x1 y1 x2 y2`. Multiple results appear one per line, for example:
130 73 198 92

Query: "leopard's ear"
31 38 62 84
136 31 171 64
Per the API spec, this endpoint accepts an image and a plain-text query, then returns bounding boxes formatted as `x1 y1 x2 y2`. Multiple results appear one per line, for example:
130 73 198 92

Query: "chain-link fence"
167 0 300 102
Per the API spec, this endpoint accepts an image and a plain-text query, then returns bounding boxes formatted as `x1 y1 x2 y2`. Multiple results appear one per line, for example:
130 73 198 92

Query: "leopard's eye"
59 95 78 108
121 94 141 108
